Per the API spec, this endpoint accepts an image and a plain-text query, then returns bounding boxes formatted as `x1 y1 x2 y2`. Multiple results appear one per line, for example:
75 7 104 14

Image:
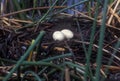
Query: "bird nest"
0 14 120 81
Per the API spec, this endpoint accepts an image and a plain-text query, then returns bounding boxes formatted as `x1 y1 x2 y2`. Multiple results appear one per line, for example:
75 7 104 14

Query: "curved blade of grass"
0 58 16 64
12 0 26 19
61 0 68 6
64 62 85 75
41 53 72 62
21 71 42 81
46 0 88 23
47 68 57 75
54 0 88 15
76 19 87 58
3 31 45 81
32 0 37 18
84 1 100 81
22 61 63 71
38 67 48 75
37 0 59 23
94 0 109 81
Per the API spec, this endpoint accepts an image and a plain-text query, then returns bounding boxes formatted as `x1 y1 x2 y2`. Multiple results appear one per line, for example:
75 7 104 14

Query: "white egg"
61 29 74 39
52 31 65 41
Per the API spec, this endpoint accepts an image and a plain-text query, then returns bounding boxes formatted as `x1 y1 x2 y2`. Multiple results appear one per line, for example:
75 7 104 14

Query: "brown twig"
72 9 120 30
107 0 120 24
0 6 66 18
74 40 120 61
102 65 120 71
108 6 120 23
65 68 70 81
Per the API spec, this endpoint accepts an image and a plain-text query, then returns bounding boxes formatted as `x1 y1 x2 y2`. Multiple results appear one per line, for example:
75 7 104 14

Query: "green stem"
3 31 45 81
84 1 100 81
21 71 42 81
12 0 25 19
94 0 108 81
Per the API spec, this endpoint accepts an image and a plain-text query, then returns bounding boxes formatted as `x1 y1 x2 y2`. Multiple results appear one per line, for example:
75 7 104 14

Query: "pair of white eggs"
52 29 74 41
